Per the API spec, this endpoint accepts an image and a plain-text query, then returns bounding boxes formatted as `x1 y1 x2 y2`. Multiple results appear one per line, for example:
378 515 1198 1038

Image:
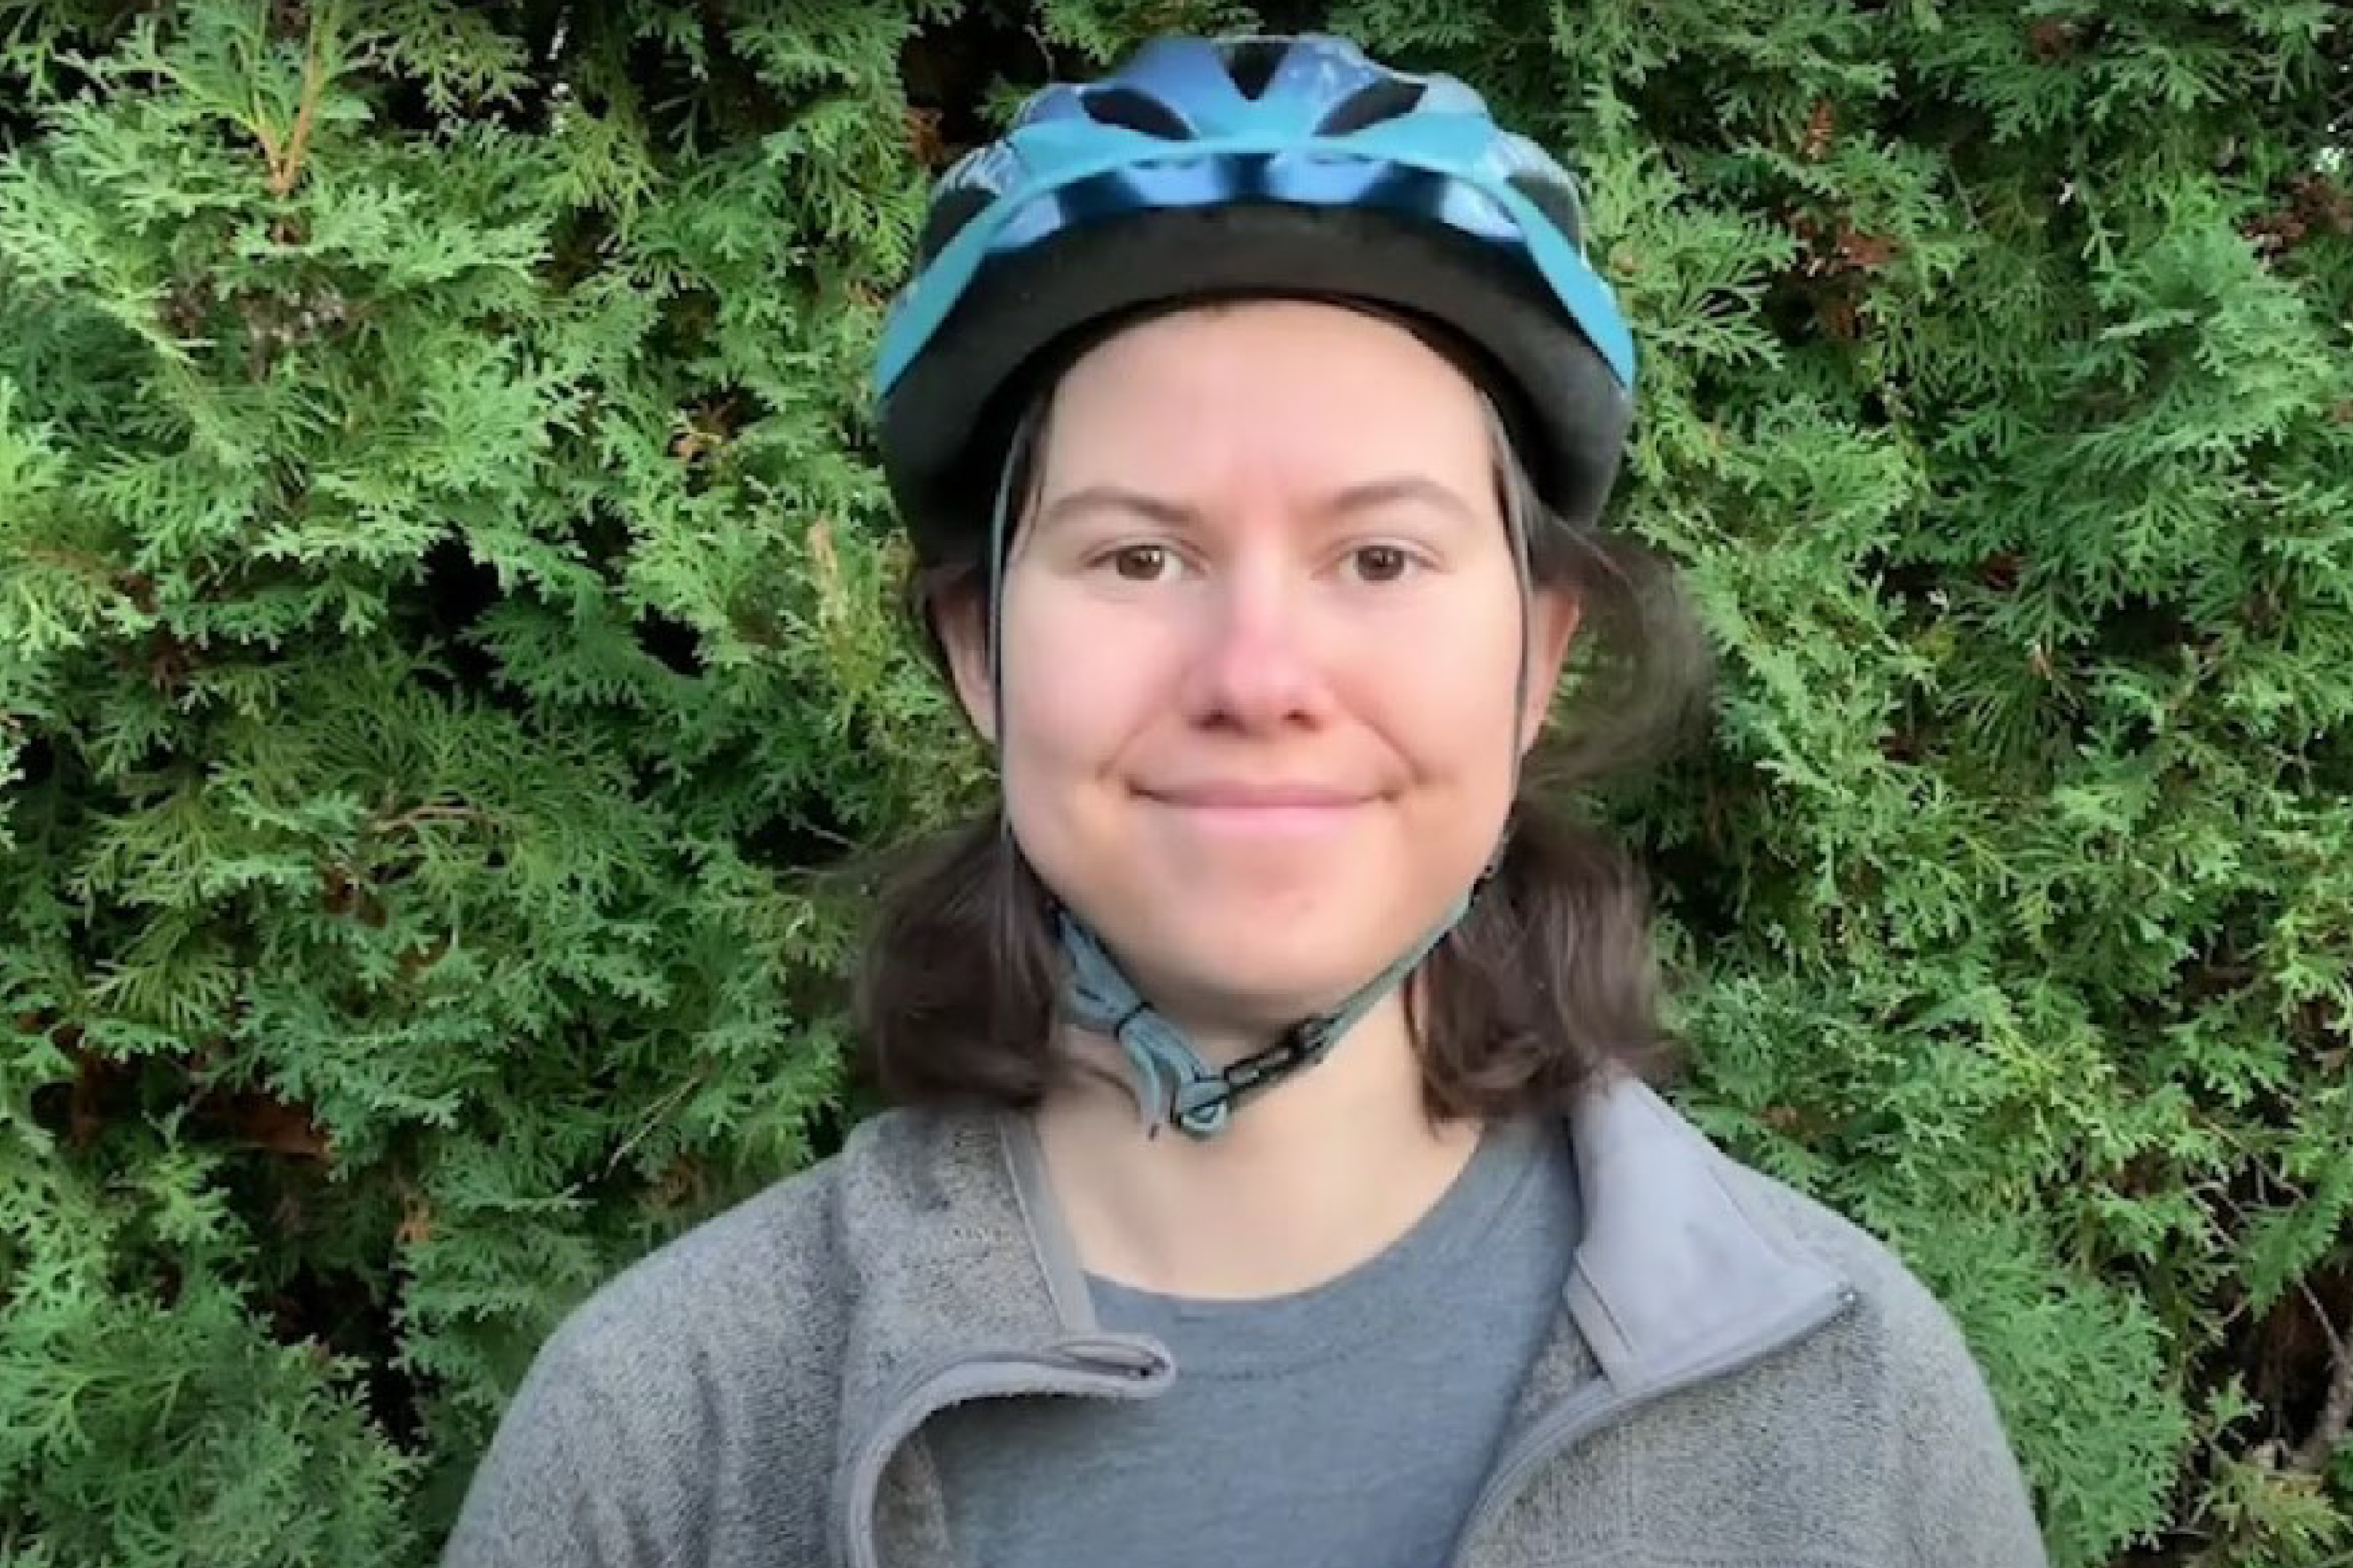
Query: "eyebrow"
1036 486 1197 532
1034 476 1482 534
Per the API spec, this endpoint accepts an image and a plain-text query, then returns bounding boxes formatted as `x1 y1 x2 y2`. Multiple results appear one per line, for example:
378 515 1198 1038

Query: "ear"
1519 584 1583 753
935 583 998 745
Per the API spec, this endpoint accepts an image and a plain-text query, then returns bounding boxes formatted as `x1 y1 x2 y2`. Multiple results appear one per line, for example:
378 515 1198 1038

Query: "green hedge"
1 3 2347 1563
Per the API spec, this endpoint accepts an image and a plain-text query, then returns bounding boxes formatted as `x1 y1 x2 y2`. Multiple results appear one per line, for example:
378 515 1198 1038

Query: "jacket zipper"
1447 1284 1860 1566
841 1339 1170 1568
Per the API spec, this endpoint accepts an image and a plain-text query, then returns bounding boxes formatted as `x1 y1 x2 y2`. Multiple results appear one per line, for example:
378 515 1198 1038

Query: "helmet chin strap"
988 393 1538 1139
1055 887 1480 1138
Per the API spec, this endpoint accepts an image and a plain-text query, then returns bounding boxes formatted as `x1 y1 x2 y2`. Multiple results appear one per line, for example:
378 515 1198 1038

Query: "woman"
445 33 2047 1568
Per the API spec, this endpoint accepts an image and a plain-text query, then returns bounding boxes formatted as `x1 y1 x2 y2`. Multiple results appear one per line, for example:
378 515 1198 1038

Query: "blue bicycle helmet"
872 33 1642 1139
873 32 1639 560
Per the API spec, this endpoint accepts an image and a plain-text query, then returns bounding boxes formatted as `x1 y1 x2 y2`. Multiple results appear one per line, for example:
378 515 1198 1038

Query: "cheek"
1365 595 1531 775
1390 688 1524 826
995 592 1161 775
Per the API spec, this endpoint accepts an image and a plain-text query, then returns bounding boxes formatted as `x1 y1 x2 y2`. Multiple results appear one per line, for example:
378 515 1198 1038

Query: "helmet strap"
1055 892 1474 1139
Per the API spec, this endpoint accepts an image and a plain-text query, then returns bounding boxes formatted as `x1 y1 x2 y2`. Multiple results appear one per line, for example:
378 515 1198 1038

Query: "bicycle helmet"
870 32 1641 1139
875 32 1636 553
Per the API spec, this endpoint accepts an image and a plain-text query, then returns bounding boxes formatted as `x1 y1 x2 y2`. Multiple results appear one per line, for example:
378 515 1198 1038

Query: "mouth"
1135 783 1376 836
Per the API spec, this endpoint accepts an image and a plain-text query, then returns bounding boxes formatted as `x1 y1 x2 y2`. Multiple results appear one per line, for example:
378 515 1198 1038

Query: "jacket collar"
832 1067 1849 1411
1562 1072 1850 1389
825 1071 1853 1560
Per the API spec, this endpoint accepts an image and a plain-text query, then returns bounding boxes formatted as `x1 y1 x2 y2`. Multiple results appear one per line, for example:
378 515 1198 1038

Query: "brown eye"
1352 544 1412 582
1111 544 1175 581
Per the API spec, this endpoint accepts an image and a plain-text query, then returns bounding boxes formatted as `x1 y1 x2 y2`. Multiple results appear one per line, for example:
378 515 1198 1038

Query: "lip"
1140 783 1371 809
1136 784 1375 839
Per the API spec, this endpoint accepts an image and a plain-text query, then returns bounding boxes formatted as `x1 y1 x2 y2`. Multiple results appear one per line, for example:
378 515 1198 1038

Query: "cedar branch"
252 21 329 200
369 803 489 835
2289 1276 2353 1473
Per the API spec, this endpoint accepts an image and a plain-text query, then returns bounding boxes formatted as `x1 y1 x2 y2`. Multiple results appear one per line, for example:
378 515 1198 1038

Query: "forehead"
1036 299 1498 491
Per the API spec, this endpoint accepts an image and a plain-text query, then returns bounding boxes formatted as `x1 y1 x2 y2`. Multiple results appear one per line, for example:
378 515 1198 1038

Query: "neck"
1033 991 1485 1300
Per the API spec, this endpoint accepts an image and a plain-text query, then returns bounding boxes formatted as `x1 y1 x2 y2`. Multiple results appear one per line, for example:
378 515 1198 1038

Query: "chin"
1055 853 1480 1011
1139 923 1408 1022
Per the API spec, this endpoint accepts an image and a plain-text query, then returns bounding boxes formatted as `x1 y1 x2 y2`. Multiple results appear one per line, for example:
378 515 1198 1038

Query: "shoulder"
1591 1079 2002 1396
1702 1149 2050 1564
441 1106 975 1566
439 1152 847 1565
548 1159 843 1387
537 1103 976 1374
1712 1152 1987 1388
524 1102 995 1420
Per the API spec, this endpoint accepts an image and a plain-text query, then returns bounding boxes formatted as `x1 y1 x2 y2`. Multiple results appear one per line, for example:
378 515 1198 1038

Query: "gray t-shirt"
925 1113 1581 1568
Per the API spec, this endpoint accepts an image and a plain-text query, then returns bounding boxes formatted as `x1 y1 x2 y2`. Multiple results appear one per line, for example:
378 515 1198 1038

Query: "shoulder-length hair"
850 337 1715 1127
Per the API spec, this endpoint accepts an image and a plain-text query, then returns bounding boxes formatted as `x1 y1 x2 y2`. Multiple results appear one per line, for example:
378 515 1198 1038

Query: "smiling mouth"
1148 789 1364 809
1136 784 1375 834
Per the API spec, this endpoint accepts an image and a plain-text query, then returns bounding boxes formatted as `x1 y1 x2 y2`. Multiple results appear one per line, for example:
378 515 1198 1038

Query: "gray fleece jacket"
441 1072 2050 1567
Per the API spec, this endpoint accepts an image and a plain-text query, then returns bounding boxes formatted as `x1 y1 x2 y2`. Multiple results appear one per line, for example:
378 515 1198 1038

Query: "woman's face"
947 299 1580 1036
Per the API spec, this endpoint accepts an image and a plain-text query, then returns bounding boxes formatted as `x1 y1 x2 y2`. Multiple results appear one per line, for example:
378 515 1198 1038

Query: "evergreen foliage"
0 3 2345 1563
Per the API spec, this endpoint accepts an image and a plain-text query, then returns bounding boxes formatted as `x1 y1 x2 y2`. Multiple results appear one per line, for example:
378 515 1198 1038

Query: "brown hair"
851 342 1715 1126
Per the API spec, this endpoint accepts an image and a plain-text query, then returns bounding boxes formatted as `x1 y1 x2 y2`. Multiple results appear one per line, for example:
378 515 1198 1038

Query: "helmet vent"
1317 78 1426 135
915 184 994 267
1080 86 1194 139
1223 38 1288 100
1508 170 1586 249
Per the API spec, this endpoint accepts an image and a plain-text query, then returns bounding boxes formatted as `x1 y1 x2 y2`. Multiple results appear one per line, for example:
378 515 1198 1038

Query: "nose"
1176 554 1336 734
